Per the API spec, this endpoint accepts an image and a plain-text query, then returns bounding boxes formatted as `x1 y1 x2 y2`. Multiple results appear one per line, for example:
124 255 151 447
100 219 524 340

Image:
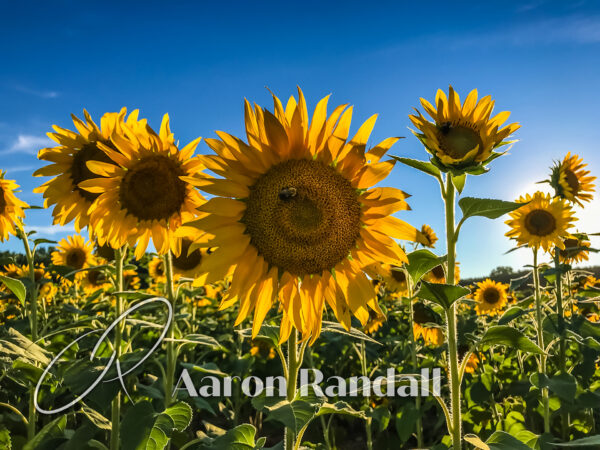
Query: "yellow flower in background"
557 234 591 264
51 235 96 271
81 269 110 294
250 340 276 359
171 238 209 285
549 152 596 206
1 264 21 279
123 269 141 290
79 114 205 259
425 263 460 284
180 87 427 343
148 257 166 284
368 263 408 296
420 224 438 248
0 172 28 242
505 191 576 252
412 302 443 346
474 278 508 316
364 314 386 335
33 109 140 231
464 352 483 374
409 86 520 169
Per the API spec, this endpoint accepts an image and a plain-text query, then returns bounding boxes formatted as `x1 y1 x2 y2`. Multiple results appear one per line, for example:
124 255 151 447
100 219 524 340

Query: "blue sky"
1 0 599 277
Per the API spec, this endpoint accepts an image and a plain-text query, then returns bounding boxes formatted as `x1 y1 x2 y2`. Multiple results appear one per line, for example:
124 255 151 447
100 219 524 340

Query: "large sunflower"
33 109 142 231
51 235 96 270
80 114 205 259
549 153 596 206
474 279 508 316
409 86 520 170
0 172 28 242
180 88 426 342
505 191 576 252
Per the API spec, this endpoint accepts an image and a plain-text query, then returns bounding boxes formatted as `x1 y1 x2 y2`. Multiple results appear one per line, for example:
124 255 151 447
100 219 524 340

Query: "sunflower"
1 263 23 279
39 282 58 305
420 224 438 248
474 279 508 316
412 301 443 346
79 114 205 259
364 314 386 335
464 352 483 375
409 86 520 170
250 340 276 359
33 109 141 231
123 269 141 290
81 268 110 294
424 263 460 284
368 263 408 295
18 263 51 283
148 257 166 284
180 88 426 342
505 191 576 252
51 235 96 271
549 153 596 206
0 172 28 242
171 238 209 284
556 234 591 264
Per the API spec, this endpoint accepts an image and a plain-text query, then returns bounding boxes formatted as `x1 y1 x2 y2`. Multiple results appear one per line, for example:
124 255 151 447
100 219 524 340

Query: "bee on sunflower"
505 191 577 252
78 113 205 259
474 279 509 316
180 87 426 343
547 152 596 207
51 235 96 271
409 86 520 172
412 302 443 346
0 172 28 242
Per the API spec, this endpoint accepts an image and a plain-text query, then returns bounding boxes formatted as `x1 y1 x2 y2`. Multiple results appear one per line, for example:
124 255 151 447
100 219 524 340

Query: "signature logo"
34 297 173 414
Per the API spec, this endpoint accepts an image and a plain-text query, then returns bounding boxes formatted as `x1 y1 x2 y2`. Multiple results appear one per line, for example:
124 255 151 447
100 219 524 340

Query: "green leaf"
451 173 467 193
316 401 366 420
34 238 57 246
395 403 418 443
207 424 261 449
405 250 447 284
464 434 489 449
320 321 381 345
415 281 470 309
237 324 281 347
0 275 26 306
458 197 523 221
80 406 111 430
478 325 543 354
23 415 67 450
120 401 192 450
169 334 221 349
263 398 319 435
509 272 531 291
0 427 10 450
486 430 531 450
530 373 577 402
498 306 531 326
550 434 600 447
391 156 441 178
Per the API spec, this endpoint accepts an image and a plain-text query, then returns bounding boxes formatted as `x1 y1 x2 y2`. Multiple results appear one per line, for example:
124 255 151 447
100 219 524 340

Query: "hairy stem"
533 248 550 434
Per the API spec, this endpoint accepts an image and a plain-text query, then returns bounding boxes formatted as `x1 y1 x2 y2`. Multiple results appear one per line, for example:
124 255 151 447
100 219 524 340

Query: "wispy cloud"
13 84 59 99
25 225 75 236
3 165 38 174
0 134 51 155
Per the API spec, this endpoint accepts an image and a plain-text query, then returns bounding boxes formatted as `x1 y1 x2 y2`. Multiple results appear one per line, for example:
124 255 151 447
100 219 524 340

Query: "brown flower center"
564 169 580 193
0 188 6 215
95 243 115 261
86 269 106 286
413 302 436 325
66 248 87 269
431 265 446 280
391 267 406 283
71 141 115 202
119 155 187 221
437 123 483 160
524 209 556 236
242 159 361 276
173 239 202 272
483 287 501 304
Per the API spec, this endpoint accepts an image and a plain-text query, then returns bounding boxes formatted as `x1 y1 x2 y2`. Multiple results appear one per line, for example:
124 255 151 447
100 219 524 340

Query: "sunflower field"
1 86 600 450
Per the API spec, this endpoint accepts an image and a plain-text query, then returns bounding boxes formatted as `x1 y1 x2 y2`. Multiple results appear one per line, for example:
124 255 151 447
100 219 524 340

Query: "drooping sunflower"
505 191 576 252
557 234 591 264
0 172 28 242
1 264 22 279
79 114 205 259
424 263 460 284
409 86 520 170
180 88 427 342
51 235 96 270
474 279 508 316
420 224 438 248
549 152 596 206
33 109 141 231
81 269 110 294
412 301 443 346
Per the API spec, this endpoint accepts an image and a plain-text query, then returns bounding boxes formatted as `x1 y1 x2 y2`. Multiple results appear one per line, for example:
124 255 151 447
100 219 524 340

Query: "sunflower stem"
110 246 126 450
164 250 177 409
406 270 424 448
533 248 550 434
285 330 300 450
18 225 38 441
443 175 462 450
553 250 569 440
